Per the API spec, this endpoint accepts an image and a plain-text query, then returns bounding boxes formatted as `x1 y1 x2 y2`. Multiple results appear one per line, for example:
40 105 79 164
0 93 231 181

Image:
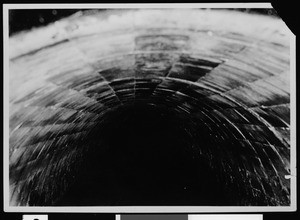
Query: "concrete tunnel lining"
8 9 291 206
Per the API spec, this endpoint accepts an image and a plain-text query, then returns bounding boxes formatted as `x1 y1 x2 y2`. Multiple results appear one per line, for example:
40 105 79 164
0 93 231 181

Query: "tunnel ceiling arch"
8 9 292 206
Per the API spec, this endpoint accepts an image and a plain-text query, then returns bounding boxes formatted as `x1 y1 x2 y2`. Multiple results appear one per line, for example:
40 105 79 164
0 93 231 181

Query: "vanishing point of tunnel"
8 9 292 206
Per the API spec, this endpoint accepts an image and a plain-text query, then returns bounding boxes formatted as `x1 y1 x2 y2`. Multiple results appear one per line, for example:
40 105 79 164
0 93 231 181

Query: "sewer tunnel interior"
8 9 292 206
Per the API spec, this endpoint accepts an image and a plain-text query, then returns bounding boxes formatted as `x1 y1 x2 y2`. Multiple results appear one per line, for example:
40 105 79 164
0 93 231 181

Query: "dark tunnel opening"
7 9 293 208
54 104 228 206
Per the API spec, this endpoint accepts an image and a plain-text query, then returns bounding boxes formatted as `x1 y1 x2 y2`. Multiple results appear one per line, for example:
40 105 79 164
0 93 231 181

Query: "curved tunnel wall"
9 9 291 206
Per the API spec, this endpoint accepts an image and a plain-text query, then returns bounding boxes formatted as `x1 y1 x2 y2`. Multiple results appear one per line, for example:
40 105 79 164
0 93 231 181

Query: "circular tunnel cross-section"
8 9 292 207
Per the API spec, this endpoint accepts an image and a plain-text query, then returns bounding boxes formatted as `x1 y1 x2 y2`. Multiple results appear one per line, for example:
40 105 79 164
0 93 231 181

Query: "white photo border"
3 3 297 213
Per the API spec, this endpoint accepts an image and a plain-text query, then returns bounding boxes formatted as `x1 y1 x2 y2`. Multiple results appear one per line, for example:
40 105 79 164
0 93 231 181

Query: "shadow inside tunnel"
54 104 233 206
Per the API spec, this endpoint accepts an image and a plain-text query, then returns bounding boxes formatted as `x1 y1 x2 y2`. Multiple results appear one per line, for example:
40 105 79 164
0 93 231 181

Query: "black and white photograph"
3 3 296 212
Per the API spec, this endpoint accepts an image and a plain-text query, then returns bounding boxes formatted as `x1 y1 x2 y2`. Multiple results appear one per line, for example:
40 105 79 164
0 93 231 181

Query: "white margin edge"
3 2 296 213
3 3 272 9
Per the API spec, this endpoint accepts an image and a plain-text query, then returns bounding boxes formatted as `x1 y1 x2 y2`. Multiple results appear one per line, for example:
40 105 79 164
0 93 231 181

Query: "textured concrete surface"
8 9 291 206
